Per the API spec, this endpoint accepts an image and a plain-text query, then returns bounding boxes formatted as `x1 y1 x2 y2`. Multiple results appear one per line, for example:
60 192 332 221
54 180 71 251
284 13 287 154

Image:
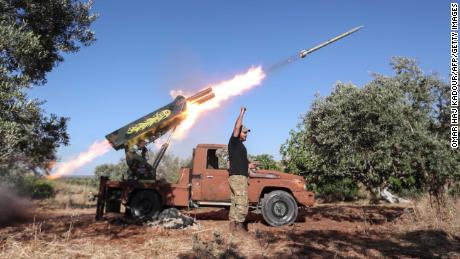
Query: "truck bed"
103 168 191 207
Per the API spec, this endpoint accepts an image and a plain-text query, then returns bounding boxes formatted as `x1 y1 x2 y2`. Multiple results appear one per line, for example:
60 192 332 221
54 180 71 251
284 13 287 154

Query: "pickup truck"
95 144 315 226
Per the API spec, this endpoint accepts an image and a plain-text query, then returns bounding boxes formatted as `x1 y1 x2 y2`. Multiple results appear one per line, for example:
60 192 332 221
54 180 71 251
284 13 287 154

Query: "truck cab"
96 144 315 227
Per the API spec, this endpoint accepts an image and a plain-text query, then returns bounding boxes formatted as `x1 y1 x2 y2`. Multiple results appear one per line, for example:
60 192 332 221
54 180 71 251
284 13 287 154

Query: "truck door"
202 147 231 201
190 148 203 201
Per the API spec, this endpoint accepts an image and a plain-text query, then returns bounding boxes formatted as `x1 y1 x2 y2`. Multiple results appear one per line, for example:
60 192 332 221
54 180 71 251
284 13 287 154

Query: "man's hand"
233 106 247 137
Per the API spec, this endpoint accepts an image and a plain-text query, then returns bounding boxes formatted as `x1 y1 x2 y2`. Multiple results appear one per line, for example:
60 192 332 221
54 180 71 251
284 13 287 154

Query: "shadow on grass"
300 205 409 224
183 208 266 223
184 204 407 226
253 229 460 258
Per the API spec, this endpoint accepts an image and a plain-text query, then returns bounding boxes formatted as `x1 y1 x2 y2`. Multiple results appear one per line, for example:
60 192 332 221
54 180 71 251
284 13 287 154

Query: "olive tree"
0 0 97 182
281 57 459 201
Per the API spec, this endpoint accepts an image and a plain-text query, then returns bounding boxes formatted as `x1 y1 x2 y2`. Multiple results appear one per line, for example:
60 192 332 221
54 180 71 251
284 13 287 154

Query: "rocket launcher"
105 87 215 150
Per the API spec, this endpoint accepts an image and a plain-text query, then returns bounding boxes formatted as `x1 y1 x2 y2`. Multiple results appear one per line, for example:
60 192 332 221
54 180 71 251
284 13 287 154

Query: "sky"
30 1 451 176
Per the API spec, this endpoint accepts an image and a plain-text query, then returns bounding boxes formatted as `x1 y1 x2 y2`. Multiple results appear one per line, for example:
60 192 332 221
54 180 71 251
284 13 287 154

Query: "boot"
242 222 249 231
235 222 248 234
228 221 237 233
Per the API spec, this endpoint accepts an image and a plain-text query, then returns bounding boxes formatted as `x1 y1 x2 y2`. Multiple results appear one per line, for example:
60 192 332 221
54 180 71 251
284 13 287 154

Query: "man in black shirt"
228 107 280 234
227 107 252 233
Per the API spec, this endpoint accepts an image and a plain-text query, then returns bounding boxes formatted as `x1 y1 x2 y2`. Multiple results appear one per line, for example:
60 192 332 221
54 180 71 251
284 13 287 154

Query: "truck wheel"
261 190 298 227
129 190 161 221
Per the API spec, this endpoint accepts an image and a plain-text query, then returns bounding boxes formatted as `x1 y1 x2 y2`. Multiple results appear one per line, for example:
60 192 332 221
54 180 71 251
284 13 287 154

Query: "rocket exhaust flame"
173 66 265 139
47 140 112 180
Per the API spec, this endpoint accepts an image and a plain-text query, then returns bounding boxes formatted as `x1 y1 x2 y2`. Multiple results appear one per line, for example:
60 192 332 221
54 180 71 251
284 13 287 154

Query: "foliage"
94 159 128 181
313 177 359 202
94 152 191 184
152 152 191 183
281 57 460 200
0 0 97 181
249 154 282 171
62 176 98 187
448 182 460 197
19 176 55 199
0 0 97 85
0 82 69 173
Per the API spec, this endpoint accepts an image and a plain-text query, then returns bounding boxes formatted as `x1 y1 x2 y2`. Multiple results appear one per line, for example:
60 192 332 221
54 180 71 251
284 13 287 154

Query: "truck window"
206 148 228 170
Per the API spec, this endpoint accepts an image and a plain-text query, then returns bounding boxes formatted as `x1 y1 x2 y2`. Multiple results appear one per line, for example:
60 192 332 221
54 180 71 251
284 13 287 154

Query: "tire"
260 190 298 227
129 190 161 221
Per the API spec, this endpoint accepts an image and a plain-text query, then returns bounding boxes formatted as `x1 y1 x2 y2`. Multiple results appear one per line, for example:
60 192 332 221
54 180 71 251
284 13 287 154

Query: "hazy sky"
30 1 450 175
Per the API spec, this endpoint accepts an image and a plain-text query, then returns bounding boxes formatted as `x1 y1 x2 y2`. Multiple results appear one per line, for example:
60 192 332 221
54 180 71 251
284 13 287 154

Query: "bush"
64 176 98 187
448 182 460 197
388 176 423 199
20 177 56 199
311 177 359 202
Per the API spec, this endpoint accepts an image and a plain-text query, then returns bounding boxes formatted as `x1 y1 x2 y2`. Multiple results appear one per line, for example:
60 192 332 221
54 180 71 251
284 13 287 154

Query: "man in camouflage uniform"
125 139 154 179
228 107 252 233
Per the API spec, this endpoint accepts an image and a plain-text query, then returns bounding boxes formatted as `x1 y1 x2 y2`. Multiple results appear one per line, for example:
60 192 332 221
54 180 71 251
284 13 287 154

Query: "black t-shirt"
228 135 248 176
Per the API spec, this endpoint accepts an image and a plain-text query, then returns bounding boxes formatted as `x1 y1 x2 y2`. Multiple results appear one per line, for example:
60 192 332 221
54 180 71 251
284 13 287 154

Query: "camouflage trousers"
228 175 248 223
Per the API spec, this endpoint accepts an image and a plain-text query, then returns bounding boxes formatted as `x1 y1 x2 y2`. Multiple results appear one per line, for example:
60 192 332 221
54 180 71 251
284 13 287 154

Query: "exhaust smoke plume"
0 186 34 227
47 140 112 180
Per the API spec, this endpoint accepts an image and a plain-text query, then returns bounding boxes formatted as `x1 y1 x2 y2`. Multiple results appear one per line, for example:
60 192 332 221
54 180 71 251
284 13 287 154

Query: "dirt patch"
0 203 459 258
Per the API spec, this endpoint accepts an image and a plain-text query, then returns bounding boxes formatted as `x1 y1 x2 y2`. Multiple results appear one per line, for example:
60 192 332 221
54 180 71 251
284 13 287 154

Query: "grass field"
0 179 459 258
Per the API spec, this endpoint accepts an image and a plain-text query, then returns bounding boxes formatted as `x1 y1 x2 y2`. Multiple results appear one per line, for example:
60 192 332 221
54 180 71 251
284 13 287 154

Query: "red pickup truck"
96 144 315 226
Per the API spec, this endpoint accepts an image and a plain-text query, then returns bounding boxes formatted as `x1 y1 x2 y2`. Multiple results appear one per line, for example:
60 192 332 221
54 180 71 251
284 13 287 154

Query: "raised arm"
233 107 246 137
